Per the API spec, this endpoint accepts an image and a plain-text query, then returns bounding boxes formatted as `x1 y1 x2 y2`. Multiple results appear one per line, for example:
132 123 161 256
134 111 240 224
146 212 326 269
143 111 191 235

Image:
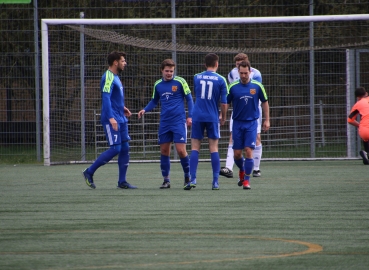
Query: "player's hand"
262 120 270 132
186 117 192 127
220 117 226 126
124 107 132 117
109 118 118 131
138 110 145 119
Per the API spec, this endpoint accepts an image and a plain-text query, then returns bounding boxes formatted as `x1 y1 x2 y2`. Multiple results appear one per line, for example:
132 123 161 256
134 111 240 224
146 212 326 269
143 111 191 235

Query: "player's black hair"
204 53 219 68
355 87 367 98
108 51 126 66
237 60 251 71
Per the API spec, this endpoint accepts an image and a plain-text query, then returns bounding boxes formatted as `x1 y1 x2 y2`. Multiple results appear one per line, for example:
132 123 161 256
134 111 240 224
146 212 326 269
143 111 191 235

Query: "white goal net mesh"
43 17 369 165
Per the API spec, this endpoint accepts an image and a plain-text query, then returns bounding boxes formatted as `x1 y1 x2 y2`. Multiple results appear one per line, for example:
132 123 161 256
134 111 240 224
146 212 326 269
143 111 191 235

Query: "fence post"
319 100 325 147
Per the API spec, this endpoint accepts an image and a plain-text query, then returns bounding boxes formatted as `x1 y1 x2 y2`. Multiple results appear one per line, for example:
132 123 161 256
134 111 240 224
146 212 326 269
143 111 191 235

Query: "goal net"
41 16 369 165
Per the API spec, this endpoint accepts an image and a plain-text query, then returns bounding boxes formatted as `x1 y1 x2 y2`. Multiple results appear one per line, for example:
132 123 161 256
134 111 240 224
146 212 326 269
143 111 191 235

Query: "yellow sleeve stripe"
174 76 191 95
152 79 163 98
102 71 114 93
251 80 268 100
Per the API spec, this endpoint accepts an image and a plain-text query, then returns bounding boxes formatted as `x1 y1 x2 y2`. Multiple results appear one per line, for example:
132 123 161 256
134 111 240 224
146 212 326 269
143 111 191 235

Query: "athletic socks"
117 147 129 184
244 158 254 181
234 157 244 171
88 147 119 175
225 144 234 170
363 140 369 153
160 154 171 180
190 150 199 181
210 152 220 182
253 144 262 170
180 155 190 178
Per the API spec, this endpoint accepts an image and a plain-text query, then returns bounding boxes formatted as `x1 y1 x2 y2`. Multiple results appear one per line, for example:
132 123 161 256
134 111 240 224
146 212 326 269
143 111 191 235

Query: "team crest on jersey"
172 86 178 92
250 89 256 95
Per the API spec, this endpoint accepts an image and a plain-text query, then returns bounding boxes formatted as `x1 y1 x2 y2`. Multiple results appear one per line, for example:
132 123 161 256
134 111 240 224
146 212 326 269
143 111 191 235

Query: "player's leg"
253 133 262 176
82 123 120 189
243 147 254 189
158 126 173 188
232 120 245 186
359 128 369 165
117 123 137 189
220 113 234 178
208 122 221 190
188 121 204 189
253 105 262 177
189 139 201 189
172 122 191 189
364 140 369 153
242 125 257 189
359 140 369 165
209 139 221 190
159 142 172 188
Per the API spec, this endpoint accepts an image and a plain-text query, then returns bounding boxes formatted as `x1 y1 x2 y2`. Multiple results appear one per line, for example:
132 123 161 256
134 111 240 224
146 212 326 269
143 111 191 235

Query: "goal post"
41 15 369 165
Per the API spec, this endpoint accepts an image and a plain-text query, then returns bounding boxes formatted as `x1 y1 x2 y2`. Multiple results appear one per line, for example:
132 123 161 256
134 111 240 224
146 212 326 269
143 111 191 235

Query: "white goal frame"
41 14 369 166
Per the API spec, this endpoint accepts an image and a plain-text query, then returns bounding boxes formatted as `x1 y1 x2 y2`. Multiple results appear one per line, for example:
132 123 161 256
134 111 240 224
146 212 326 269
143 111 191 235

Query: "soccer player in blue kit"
82 51 137 189
227 60 270 190
138 59 194 189
187 53 228 190
220 53 263 178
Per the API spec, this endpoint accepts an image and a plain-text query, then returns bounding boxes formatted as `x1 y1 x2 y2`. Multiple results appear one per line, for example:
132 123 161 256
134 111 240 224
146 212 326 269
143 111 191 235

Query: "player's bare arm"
347 118 360 128
261 101 270 132
109 117 118 131
137 109 145 119
186 117 192 127
220 103 228 126
124 106 132 117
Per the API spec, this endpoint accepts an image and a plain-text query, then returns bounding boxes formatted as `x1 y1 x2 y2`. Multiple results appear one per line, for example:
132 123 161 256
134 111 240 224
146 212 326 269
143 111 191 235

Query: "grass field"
0 160 368 270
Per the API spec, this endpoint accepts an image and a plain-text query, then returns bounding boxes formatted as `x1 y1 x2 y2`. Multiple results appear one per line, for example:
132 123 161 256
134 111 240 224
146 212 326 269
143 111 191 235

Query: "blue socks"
210 152 220 182
88 146 120 175
244 158 254 181
160 154 171 182
190 150 199 181
180 155 190 178
118 142 130 185
234 157 244 172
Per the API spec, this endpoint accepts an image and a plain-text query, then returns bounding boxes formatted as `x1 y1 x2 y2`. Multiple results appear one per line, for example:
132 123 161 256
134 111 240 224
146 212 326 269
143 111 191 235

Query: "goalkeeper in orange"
347 87 369 165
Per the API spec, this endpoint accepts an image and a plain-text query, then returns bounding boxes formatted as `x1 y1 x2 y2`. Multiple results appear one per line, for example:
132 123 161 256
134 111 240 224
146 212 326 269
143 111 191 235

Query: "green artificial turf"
0 161 368 269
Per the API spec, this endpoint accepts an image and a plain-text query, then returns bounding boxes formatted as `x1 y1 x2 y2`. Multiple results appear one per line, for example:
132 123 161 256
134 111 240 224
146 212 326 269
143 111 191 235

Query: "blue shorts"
232 120 257 150
191 121 220 140
158 122 187 144
103 122 130 146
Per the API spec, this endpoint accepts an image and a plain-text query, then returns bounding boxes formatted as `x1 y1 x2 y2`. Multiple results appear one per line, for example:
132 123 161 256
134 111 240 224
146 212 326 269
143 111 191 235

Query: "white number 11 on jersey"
200 80 213 100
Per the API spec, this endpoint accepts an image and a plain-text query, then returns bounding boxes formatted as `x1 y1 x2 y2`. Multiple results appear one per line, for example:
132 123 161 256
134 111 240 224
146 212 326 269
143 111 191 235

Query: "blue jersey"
100 70 127 124
192 71 228 123
144 76 193 124
227 79 268 121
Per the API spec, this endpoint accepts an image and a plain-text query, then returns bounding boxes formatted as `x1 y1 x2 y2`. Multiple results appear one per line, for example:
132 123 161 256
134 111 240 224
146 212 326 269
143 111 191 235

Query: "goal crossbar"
41 14 369 165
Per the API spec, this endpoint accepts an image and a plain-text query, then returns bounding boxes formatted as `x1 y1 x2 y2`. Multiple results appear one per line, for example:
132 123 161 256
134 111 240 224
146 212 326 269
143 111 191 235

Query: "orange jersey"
348 96 369 141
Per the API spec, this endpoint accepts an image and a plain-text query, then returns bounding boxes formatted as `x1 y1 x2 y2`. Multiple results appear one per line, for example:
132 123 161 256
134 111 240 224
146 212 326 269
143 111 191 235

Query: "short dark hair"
237 60 251 71
160 59 176 71
355 87 367 98
107 51 126 66
204 53 219 68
